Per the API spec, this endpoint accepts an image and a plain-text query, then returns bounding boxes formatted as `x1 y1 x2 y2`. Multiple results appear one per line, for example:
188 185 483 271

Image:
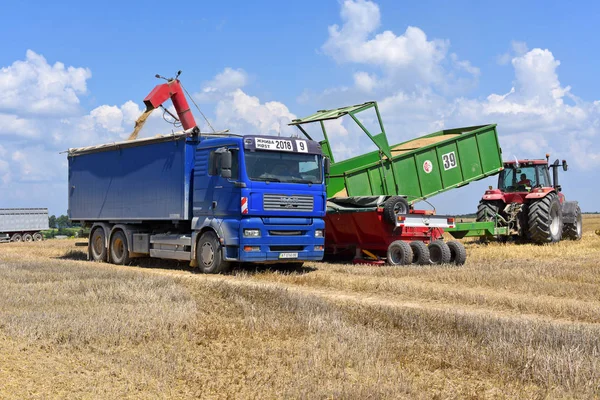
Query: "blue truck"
68 129 327 273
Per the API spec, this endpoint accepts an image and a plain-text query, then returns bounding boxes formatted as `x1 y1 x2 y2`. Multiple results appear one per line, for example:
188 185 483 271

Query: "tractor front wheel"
527 192 563 244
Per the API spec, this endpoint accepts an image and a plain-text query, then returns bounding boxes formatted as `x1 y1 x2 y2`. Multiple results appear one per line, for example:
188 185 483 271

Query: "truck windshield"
245 151 322 184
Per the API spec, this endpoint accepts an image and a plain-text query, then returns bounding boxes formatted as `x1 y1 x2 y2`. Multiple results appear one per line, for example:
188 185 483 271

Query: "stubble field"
1 216 599 399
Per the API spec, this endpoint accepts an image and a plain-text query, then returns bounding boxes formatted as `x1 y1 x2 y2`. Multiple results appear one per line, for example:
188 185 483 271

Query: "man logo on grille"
281 196 298 208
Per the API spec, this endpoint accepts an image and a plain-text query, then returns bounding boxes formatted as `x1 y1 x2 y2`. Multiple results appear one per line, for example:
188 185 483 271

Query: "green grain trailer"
289 101 503 203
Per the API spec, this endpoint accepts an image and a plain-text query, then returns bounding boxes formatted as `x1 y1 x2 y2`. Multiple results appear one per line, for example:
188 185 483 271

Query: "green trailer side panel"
476 129 503 173
324 124 503 202
436 141 463 189
457 136 484 180
415 149 443 198
393 157 422 201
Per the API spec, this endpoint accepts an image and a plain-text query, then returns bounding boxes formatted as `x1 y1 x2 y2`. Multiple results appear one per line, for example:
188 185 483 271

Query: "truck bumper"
232 218 325 262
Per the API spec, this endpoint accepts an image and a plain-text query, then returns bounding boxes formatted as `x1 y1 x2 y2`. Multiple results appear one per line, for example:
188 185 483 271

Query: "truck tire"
110 231 130 265
386 240 412 266
476 200 502 222
23 233 33 242
409 241 430 265
428 240 451 265
527 192 563 244
383 196 409 225
197 231 231 274
33 232 43 241
10 233 22 242
90 228 107 262
447 241 467 266
563 205 582 240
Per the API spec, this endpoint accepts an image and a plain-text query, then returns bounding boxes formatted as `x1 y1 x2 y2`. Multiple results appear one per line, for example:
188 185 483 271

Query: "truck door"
208 148 241 218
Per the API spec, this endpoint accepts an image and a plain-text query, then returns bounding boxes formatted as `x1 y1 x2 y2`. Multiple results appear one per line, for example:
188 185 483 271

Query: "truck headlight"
244 229 261 237
315 229 324 237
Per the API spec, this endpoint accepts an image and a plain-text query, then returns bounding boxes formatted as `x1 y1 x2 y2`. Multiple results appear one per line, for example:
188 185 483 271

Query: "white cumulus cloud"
0 50 91 116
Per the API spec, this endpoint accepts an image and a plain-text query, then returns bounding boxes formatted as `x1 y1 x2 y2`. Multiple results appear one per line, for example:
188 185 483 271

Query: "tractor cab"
498 160 552 193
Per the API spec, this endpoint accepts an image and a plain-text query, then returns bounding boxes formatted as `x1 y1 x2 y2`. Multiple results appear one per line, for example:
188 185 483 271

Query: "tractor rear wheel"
476 200 502 222
563 205 582 240
527 192 563 244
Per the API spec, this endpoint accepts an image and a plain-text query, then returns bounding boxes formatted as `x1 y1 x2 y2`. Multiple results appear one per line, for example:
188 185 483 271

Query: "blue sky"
1 0 599 215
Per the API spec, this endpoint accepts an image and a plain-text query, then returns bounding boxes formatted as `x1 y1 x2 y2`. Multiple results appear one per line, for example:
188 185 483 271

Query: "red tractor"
476 155 582 243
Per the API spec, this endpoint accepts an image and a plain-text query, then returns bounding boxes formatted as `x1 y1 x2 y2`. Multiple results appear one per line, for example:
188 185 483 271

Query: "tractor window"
499 166 537 192
536 165 551 187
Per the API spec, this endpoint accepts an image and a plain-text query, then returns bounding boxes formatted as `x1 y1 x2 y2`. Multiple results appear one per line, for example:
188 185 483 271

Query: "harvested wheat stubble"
0 215 599 398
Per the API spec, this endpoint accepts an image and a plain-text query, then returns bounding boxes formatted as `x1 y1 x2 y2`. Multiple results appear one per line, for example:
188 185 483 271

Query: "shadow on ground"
58 248 316 276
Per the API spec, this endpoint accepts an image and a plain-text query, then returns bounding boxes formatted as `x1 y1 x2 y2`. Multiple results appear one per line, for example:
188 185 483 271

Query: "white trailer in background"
0 208 49 243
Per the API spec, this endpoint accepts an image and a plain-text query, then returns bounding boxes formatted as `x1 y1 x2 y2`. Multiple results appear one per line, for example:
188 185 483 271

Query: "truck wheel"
476 200 502 222
33 232 43 241
383 196 409 225
10 233 22 242
386 240 412 266
409 241 430 265
197 231 231 274
527 192 563 244
23 233 33 242
563 205 582 240
90 228 107 262
428 240 451 265
110 231 130 265
447 241 467 266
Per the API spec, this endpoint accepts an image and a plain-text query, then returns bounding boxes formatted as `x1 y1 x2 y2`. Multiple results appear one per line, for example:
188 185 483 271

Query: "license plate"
255 137 294 152
279 252 298 259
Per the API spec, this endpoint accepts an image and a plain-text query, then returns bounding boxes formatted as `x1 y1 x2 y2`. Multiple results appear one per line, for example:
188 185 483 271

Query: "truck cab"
192 134 326 270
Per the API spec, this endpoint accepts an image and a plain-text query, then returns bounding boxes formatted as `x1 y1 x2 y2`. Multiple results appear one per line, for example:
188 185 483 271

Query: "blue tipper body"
68 133 326 263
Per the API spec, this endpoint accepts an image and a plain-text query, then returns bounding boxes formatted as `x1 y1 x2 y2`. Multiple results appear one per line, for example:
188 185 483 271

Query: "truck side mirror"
324 157 331 176
220 168 232 179
562 160 568 171
220 150 232 179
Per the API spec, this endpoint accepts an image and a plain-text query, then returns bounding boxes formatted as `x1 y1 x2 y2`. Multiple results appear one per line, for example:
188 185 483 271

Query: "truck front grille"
269 245 305 251
263 194 313 212
269 230 305 236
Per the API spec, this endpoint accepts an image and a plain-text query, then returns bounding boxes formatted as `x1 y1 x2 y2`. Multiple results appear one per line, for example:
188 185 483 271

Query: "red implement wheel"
386 240 412 266
447 241 467 266
409 241 430 265
428 240 451 265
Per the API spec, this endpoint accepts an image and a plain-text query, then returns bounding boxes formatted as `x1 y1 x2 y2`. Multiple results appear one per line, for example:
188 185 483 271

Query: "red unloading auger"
128 71 198 140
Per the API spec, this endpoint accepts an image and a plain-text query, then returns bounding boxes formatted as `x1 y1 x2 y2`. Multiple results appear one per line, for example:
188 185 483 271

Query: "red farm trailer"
324 196 464 266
